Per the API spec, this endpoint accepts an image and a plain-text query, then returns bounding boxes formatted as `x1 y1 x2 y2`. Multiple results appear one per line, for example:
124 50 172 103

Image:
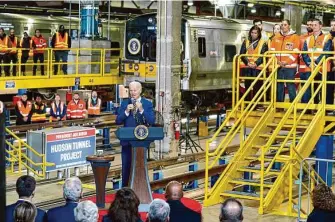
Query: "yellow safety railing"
5 127 54 178
204 54 278 202
0 47 122 79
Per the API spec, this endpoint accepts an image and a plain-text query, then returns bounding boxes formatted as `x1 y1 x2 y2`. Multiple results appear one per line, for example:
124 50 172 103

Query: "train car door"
144 33 157 82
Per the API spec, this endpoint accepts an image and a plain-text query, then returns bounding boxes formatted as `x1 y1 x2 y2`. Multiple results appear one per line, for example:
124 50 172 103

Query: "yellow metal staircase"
204 54 329 216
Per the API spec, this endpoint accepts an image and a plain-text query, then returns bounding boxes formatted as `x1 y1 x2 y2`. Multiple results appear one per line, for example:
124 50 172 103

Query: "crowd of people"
0 25 70 77
12 90 102 125
240 18 335 106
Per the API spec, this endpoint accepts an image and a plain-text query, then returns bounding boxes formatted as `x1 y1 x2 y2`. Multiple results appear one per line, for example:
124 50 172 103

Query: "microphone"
131 98 137 117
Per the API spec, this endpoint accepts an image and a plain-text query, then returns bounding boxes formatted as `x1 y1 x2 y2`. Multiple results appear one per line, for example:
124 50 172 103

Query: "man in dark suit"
165 181 201 222
47 177 83 222
116 81 155 187
5 175 47 222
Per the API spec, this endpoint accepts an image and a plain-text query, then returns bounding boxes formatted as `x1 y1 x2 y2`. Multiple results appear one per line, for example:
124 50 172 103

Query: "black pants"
8 54 17 76
33 54 44 75
21 55 29 74
0 54 9 76
242 68 262 101
326 72 335 105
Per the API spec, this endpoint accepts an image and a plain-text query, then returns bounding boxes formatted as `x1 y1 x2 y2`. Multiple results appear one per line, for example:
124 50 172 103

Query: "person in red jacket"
32 29 47 76
66 92 87 120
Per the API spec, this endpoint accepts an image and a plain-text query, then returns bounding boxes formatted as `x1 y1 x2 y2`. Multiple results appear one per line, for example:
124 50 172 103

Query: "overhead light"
187 0 193 6
247 3 254 8
275 11 281 16
281 8 286 12
326 9 332 12
251 8 256 13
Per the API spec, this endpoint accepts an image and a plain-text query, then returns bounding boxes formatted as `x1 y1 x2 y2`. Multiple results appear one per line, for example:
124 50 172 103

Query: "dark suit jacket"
116 97 155 146
102 215 143 222
307 208 335 222
5 200 47 222
167 200 201 222
47 201 78 222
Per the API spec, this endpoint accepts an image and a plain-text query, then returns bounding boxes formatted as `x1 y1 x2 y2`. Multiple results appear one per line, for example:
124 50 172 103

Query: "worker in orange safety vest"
15 93 32 125
87 90 101 117
239 25 268 101
31 94 47 123
51 25 71 75
32 29 47 76
8 29 18 77
298 18 313 74
0 28 11 77
270 19 300 103
66 92 87 120
50 94 67 121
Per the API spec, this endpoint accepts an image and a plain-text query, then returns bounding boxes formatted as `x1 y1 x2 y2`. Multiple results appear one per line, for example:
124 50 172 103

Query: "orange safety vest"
32 36 47 54
9 36 18 54
0 36 8 53
299 33 312 73
17 100 32 117
87 98 101 116
31 103 47 122
67 99 87 119
240 39 265 70
20 38 33 57
55 32 69 49
50 101 66 121
270 32 300 69
305 33 331 72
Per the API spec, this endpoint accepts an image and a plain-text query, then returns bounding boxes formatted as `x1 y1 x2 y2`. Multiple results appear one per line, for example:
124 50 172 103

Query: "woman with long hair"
103 187 142 222
14 201 37 222
239 25 268 102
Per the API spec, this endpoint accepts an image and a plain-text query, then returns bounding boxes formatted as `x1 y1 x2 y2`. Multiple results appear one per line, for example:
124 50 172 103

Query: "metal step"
230 178 274 188
267 123 308 130
259 134 301 141
245 155 288 162
252 145 289 152
237 166 281 175
221 190 261 200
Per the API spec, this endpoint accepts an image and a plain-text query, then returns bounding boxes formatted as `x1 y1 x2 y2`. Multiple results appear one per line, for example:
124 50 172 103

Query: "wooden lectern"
86 155 115 208
115 126 164 211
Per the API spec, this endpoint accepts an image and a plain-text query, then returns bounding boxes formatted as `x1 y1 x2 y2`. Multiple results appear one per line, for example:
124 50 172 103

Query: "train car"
121 13 273 107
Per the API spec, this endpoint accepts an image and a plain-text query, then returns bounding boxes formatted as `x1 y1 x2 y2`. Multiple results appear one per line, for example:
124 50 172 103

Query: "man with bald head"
220 198 243 222
116 81 155 187
164 181 201 222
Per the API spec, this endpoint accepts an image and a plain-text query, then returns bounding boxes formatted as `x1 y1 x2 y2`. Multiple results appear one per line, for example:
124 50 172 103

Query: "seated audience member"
47 177 83 222
5 175 47 222
220 198 243 222
74 200 98 222
147 199 170 222
165 181 201 222
307 183 335 222
14 201 37 222
31 94 47 123
103 187 142 222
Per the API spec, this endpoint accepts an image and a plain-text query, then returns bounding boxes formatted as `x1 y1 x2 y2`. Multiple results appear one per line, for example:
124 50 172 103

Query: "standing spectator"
8 28 18 76
270 19 300 103
87 90 101 117
219 198 243 222
0 27 11 76
307 183 335 222
269 24 280 44
253 19 269 42
74 200 98 222
302 18 333 104
51 25 71 75
20 32 33 76
32 29 47 76
50 93 67 121
5 175 47 222
298 19 313 79
14 201 37 222
147 199 170 222
67 92 87 120
164 181 201 222
47 177 82 222
239 26 268 102
31 94 47 123
103 187 142 222
15 93 33 125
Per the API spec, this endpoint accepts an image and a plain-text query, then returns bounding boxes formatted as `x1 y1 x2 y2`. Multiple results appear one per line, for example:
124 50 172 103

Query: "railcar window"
198 37 206 58
149 35 156 60
225 45 236 62
111 42 120 56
